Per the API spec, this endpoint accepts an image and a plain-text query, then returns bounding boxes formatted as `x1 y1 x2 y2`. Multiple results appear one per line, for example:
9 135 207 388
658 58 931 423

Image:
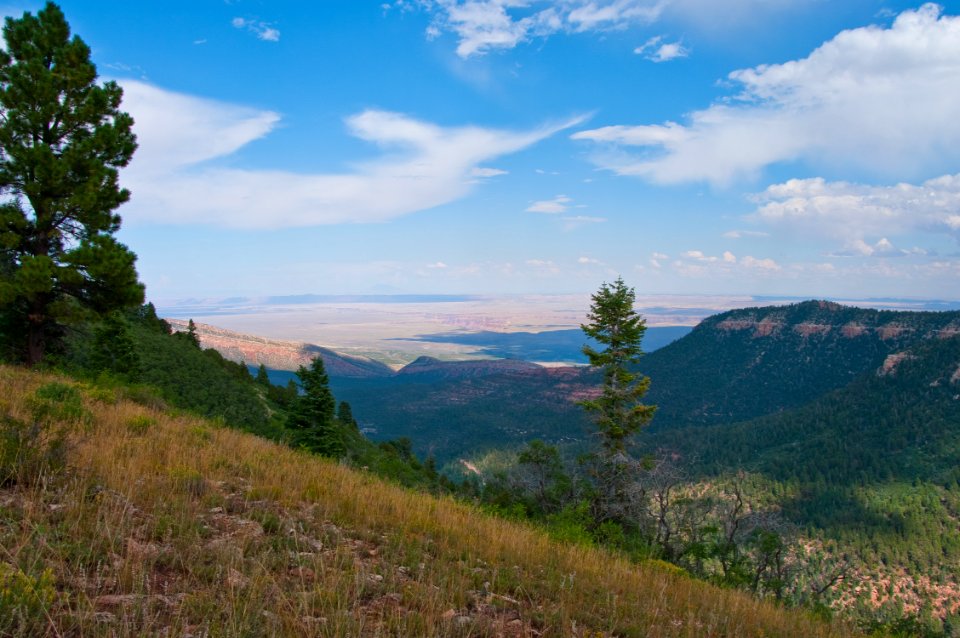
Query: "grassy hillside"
0 365 858 637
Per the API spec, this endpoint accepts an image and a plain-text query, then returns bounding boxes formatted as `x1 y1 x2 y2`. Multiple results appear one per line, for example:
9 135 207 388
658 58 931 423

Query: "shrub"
126 414 155 435
0 415 67 487
0 563 57 636
27 382 90 425
169 466 206 497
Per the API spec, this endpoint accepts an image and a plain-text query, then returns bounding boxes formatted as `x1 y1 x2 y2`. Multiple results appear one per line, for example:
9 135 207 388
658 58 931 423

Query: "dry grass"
0 365 864 637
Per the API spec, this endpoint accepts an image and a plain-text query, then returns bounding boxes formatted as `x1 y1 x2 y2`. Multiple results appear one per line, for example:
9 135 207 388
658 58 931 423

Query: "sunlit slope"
0 365 859 637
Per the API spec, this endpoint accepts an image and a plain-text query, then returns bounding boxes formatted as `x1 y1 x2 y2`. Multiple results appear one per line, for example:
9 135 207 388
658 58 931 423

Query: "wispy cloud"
672 250 780 277
561 215 606 230
525 258 561 275
420 0 665 57
118 80 585 228
232 16 280 42
827 238 928 259
634 35 689 62
722 229 769 239
471 167 509 177
526 195 572 214
413 0 809 57
573 5 960 184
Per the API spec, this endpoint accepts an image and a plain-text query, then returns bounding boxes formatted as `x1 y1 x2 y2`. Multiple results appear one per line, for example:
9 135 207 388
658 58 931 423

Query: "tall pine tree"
0 3 142 364
579 277 657 523
579 277 656 453
287 357 343 458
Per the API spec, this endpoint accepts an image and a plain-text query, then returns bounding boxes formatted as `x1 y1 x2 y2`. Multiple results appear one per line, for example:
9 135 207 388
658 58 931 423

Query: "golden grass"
0 365 864 637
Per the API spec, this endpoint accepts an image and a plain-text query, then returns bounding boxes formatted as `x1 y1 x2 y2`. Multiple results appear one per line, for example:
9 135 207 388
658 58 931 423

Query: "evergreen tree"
337 400 357 429
255 363 270 386
578 277 656 524
287 357 342 457
579 277 656 454
130 302 170 335
0 3 143 365
90 311 139 380
186 319 200 348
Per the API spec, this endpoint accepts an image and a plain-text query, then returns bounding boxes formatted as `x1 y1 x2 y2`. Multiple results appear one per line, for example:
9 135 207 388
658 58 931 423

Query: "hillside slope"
0 366 856 637
640 300 960 429
644 335 960 620
656 334 960 485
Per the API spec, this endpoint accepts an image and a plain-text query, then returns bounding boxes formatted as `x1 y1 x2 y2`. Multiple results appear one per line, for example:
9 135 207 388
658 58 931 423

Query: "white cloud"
427 261 449 268
671 250 780 276
752 173 960 244
577 256 601 264
682 249 717 262
634 35 689 62
232 17 280 42
422 0 665 57
740 255 780 271
417 0 802 57
722 229 769 239
118 81 583 228
573 4 960 184
829 237 928 259
471 167 509 177
526 258 561 274
561 215 606 230
526 195 572 214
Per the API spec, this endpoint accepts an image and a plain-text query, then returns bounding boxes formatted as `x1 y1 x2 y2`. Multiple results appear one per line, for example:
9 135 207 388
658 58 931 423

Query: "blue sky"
14 0 960 299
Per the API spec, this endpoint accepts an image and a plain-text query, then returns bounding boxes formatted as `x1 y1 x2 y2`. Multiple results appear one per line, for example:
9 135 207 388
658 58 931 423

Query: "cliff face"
711 300 960 341
640 300 960 429
166 320 393 378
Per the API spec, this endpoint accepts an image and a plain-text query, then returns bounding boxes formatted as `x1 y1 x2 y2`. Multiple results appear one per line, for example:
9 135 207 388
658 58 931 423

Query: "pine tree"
578 277 657 524
90 311 140 380
287 357 343 457
579 276 656 454
337 400 357 429
255 363 270 386
186 319 200 348
0 3 143 365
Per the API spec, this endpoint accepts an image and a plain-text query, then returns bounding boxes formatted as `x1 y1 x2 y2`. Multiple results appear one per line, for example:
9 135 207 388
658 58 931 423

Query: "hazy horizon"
156 292 960 365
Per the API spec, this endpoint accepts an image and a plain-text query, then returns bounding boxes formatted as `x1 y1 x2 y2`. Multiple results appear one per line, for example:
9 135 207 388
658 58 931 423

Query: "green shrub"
27 382 90 425
126 414 155 435
117 384 167 411
546 502 594 546
249 509 283 535
0 414 67 487
0 563 57 636
169 466 206 497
